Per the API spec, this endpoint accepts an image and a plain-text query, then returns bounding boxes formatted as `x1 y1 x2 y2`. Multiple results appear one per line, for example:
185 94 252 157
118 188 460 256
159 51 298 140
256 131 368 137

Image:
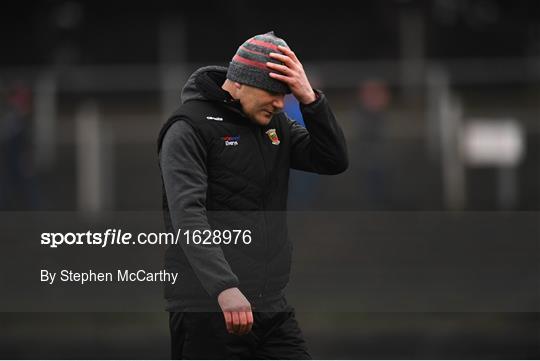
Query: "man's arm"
288 92 349 174
267 45 348 174
160 120 252 335
160 120 239 296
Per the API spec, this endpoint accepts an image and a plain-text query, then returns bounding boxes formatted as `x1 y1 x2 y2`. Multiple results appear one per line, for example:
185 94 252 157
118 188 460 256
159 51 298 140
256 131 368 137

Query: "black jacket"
157 66 348 311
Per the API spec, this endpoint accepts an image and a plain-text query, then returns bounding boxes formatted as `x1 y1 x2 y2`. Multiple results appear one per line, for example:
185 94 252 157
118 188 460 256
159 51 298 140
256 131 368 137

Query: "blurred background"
1 0 539 358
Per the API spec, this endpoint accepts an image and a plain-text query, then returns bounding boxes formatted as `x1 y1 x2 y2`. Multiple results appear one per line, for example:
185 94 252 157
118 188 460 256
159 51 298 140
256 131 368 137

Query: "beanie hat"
226 31 291 94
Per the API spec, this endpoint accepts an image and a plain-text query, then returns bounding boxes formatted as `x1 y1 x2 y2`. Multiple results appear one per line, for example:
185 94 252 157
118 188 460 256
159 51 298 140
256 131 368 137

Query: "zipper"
252 126 270 298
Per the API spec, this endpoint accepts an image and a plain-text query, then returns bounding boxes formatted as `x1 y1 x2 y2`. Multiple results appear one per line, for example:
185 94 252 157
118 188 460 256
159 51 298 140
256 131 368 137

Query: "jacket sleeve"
289 90 349 174
159 119 239 298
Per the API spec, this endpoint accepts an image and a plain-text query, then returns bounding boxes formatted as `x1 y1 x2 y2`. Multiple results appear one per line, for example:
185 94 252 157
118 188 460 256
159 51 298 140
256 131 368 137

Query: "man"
157 31 348 359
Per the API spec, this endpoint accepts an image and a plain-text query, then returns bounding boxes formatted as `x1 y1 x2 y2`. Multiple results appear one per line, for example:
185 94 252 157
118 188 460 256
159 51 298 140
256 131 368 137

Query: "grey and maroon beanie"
226 31 291 94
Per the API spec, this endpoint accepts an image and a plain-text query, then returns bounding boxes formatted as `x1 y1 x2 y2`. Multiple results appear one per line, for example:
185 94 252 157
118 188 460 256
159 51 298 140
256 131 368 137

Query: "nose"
272 95 285 110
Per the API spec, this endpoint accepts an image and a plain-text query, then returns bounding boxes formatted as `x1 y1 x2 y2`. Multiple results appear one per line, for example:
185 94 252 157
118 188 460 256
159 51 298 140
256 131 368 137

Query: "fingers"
238 311 248 334
246 310 254 333
235 310 253 335
223 311 233 333
266 61 292 75
268 46 304 88
217 288 253 335
277 45 299 62
231 311 240 334
269 72 294 85
268 45 300 67
223 310 254 336
268 52 297 68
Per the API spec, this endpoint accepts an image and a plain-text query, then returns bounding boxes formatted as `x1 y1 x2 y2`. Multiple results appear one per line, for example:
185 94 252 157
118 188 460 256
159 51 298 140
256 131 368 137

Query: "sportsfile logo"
222 135 240 146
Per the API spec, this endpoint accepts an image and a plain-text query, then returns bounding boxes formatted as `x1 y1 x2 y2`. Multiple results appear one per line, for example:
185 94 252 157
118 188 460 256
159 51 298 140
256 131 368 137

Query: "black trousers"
169 298 311 359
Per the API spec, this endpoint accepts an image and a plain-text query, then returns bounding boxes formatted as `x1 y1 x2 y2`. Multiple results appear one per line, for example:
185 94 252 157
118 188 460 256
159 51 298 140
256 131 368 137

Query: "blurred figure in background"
352 79 392 209
0 82 39 209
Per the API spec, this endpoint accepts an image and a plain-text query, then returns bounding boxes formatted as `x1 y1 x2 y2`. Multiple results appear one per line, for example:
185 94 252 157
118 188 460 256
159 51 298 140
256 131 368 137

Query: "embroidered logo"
206 116 223 121
222 135 240 146
265 129 280 145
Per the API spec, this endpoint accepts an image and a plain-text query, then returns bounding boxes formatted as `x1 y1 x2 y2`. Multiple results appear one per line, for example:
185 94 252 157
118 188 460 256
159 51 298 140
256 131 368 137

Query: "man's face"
235 84 285 126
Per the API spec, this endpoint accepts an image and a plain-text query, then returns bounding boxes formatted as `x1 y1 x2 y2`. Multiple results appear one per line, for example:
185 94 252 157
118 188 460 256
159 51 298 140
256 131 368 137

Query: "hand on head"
267 45 317 105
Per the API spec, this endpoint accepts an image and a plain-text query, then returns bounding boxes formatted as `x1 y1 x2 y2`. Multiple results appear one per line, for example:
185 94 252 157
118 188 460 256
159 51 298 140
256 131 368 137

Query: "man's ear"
234 82 242 90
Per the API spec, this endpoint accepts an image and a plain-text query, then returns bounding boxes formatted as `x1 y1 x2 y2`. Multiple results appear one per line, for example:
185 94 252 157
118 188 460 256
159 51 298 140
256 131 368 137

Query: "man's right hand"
217 287 253 335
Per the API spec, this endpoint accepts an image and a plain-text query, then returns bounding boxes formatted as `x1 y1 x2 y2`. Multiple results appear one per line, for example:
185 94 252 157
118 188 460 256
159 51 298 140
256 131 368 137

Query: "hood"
180 66 232 104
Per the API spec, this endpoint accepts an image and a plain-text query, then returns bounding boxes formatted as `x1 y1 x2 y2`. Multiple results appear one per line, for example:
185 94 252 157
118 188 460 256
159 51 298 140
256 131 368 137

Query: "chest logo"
265 129 280 145
222 135 240 146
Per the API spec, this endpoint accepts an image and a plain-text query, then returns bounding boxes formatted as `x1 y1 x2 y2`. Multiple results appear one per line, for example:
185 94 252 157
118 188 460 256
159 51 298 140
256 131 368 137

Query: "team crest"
265 129 280 145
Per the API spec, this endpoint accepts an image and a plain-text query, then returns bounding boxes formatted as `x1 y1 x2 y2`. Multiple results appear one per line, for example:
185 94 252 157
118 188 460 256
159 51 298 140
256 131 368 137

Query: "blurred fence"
1 57 538 211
